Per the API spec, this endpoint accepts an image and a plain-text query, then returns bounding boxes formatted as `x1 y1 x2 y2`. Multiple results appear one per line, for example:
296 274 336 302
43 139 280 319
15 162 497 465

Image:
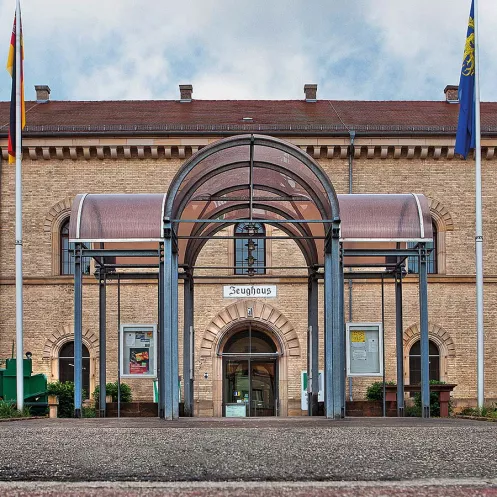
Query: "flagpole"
15 0 24 411
473 0 484 409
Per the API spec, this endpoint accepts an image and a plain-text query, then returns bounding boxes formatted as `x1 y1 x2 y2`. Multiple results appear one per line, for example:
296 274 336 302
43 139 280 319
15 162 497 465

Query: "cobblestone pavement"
0 417 495 495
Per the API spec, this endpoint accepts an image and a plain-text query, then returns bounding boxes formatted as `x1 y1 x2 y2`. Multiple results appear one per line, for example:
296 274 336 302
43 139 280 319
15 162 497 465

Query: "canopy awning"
70 193 166 242
69 135 431 269
70 192 433 267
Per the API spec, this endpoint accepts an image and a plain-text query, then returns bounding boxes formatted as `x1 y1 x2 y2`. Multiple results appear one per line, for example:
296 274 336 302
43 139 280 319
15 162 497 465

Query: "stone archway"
200 300 301 417
427 198 455 274
403 322 455 383
43 197 73 276
43 324 98 395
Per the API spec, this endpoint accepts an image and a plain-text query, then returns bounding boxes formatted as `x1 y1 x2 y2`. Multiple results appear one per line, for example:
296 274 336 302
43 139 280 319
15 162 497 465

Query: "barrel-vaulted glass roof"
69 135 432 268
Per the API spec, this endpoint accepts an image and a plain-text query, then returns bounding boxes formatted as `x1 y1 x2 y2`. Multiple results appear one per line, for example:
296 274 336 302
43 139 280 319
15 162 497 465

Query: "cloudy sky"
0 0 495 102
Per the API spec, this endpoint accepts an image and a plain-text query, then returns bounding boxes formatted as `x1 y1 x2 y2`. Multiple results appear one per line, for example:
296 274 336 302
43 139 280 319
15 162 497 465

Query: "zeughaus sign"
223 285 277 298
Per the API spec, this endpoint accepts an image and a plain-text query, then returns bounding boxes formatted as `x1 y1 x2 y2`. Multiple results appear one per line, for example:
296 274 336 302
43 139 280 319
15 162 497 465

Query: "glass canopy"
69 135 432 268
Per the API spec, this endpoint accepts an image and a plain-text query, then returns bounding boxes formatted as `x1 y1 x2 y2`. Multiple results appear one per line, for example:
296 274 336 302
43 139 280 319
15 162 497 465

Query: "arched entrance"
221 326 279 417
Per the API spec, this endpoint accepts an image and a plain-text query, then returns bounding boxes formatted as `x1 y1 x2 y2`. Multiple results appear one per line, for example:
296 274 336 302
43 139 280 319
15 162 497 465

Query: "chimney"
304 84 317 102
179 84 193 103
35 85 51 103
444 85 459 103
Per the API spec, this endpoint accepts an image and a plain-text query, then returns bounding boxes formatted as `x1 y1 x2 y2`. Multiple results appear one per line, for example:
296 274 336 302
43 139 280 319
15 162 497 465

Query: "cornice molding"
2 143 497 161
2 136 497 161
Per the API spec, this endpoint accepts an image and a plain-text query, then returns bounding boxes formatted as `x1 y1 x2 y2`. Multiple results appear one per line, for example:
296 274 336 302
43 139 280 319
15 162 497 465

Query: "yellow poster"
350 331 366 343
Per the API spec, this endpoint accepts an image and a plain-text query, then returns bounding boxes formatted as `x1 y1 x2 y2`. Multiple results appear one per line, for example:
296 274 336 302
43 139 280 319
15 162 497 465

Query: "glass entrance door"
225 359 250 412
250 361 276 417
223 359 277 417
222 326 279 417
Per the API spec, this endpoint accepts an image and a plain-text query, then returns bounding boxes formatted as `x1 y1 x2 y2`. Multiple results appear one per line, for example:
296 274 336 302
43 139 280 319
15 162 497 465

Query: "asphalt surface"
0 417 495 495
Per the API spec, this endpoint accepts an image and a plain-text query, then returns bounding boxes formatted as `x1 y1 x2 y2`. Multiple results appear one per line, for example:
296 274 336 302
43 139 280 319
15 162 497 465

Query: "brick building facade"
0 83 496 415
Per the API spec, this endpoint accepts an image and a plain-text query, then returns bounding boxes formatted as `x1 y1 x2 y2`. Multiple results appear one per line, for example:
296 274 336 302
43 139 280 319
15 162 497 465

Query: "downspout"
347 130 355 402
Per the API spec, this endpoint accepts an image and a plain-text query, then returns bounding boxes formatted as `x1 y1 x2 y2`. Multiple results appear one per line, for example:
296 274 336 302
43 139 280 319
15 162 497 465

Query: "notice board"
120 324 157 378
346 323 383 377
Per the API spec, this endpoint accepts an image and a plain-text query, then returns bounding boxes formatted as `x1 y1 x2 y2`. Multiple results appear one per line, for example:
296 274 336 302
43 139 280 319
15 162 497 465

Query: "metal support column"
98 268 107 418
172 251 179 420
331 225 344 418
324 241 332 418
163 223 174 420
117 275 121 418
324 222 343 419
73 243 83 418
307 272 319 416
338 252 345 417
158 243 165 419
381 275 386 418
395 268 405 417
183 271 194 416
419 243 430 418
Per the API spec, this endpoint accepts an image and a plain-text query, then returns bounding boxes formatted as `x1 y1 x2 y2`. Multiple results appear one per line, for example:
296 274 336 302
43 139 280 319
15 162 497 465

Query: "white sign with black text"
223 285 277 298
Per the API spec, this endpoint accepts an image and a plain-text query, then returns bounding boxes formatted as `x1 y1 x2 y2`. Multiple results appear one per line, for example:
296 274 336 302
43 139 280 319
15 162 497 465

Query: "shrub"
47 381 86 418
0 400 31 418
366 380 454 417
365 381 396 402
460 404 497 419
413 380 453 417
93 381 132 406
82 406 96 418
404 404 421 417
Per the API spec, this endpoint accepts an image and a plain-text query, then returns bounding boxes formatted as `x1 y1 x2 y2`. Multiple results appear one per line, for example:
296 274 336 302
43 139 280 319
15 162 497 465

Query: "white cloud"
0 0 496 102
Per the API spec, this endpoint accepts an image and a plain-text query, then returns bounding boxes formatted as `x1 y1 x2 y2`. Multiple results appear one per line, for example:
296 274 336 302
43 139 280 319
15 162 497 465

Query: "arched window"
408 221 437 274
58 341 91 398
234 222 265 275
60 218 90 275
409 339 440 385
224 329 277 354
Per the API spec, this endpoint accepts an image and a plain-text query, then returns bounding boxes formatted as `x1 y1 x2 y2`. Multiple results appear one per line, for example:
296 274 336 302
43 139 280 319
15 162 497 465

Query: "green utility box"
0 359 48 408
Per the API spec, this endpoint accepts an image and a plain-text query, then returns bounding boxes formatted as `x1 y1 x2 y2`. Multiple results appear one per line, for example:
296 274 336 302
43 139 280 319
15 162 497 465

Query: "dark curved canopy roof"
163 134 340 220
69 135 432 268
70 192 432 266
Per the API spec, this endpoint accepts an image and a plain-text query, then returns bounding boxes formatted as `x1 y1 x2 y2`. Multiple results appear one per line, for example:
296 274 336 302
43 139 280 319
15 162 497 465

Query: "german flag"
6 13 25 164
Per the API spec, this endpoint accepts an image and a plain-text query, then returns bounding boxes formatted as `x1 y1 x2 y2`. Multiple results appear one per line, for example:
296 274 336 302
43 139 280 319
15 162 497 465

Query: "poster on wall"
120 325 157 378
346 322 383 377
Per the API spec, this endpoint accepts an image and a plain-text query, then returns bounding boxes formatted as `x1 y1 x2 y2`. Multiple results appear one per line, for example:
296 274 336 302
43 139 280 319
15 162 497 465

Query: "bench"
385 384 457 417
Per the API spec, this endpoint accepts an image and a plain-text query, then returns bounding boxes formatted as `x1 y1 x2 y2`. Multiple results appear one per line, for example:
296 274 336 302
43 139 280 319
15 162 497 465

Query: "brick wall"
1 139 496 413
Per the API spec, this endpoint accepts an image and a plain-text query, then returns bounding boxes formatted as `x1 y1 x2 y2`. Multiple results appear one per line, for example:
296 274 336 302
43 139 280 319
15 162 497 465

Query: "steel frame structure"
72 134 432 420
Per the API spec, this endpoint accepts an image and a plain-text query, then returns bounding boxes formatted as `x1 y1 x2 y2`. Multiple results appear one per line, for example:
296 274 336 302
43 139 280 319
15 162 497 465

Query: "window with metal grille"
60 218 91 275
58 341 91 399
407 223 437 274
409 339 440 386
234 222 266 275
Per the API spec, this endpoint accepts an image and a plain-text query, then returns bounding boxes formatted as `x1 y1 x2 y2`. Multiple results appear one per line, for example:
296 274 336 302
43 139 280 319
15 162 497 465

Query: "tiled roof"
1 99 496 135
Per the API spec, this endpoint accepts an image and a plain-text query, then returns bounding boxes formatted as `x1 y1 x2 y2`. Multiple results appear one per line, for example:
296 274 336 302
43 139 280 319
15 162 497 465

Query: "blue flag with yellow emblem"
455 0 476 159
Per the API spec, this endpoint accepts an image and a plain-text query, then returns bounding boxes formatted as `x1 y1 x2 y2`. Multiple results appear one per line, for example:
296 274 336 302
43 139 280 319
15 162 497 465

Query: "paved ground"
0 417 495 495
1 480 497 497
